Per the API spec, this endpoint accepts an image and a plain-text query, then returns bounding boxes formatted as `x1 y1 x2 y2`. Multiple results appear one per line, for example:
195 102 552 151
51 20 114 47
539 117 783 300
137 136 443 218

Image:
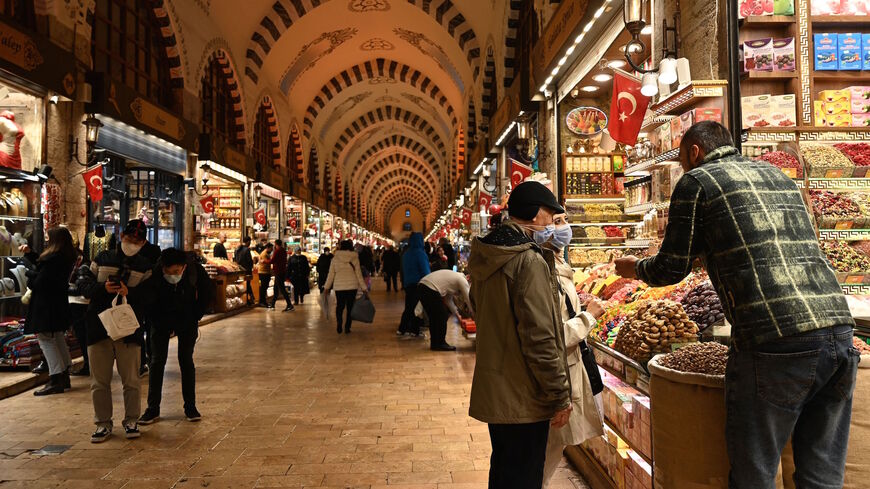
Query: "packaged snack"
840 0 870 15
852 87 870 113
745 38 774 71
774 0 794 14
814 33 839 71
815 101 827 127
839 33 862 71
658 121 671 154
738 0 774 17
670 117 683 148
680 111 694 134
827 114 853 127
811 0 840 14
821 89 850 103
864 34 870 71
742 95 772 128
773 38 796 71
771 94 797 127
825 99 851 115
691 108 723 124
854 114 870 127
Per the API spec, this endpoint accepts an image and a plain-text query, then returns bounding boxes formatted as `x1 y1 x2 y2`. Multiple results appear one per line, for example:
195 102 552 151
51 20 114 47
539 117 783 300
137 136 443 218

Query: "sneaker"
138 364 149 378
124 423 140 439
91 427 111 443
395 330 404 336
431 344 457 352
284 305 295 312
411 333 426 339
138 408 160 425
184 406 202 422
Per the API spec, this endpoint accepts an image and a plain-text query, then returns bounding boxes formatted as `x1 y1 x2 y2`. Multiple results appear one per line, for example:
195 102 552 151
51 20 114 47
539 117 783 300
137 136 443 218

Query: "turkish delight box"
863 34 870 71
825 99 851 115
770 94 797 127
670 117 683 148
827 114 853 127
738 0 774 18
742 95 772 128
839 33 863 70
773 38 796 71
850 86 870 114
815 101 826 127
814 33 839 71
854 114 870 128
811 0 840 14
691 107 723 124
744 38 774 71
821 89 850 103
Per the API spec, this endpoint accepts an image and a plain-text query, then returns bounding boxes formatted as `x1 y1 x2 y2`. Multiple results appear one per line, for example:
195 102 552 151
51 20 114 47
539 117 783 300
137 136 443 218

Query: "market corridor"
0 286 588 489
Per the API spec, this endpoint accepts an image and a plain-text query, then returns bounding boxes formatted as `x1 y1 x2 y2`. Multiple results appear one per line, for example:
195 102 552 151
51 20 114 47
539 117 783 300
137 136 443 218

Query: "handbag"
350 292 376 323
564 293 604 395
98 294 140 340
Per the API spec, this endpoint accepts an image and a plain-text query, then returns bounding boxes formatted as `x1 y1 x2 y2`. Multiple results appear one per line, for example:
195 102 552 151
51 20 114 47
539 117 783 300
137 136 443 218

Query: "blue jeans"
726 325 859 489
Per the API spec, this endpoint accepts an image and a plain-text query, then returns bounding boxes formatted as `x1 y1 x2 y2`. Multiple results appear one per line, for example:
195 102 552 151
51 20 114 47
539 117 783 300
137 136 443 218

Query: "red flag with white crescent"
82 165 103 201
254 207 266 226
288 217 298 230
461 208 472 227
608 71 651 145
451 217 460 229
199 195 215 214
478 190 492 211
510 158 533 187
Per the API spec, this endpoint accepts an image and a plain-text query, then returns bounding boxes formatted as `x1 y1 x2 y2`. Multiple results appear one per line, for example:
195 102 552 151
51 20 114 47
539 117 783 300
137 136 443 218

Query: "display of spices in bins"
821 240 870 274
835 143 870 176
755 150 803 179
801 143 855 178
810 190 864 228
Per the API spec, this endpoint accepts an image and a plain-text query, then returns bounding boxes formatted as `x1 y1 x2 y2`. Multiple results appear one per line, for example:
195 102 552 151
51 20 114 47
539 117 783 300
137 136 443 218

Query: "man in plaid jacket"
616 121 857 488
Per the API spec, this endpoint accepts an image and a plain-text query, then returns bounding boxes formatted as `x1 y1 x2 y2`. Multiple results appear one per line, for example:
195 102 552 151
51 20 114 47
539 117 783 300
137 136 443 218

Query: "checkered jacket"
636 146 854 348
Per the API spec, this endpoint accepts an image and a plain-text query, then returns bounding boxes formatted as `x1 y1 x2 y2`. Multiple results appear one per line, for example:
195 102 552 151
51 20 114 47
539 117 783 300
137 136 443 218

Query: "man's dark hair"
323 247 330 253
265 242 274 249
339 240 354 251
274 239 283 247
243 236 251 244
681 121 734 154
160 248 188 267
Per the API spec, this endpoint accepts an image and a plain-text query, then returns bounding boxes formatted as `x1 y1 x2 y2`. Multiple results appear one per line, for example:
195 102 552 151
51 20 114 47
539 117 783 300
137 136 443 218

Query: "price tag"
591 281 606 296
846 275 866 284
825 169 846 178
604 274 621 286
835 221 855 230
781 168 798 179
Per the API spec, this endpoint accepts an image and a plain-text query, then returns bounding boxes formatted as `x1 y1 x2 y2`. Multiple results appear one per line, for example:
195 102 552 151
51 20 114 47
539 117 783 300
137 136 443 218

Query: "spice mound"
658 342 729 376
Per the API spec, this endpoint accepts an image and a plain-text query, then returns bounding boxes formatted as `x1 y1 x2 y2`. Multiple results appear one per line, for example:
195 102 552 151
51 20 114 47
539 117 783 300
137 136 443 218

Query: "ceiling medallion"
349 0 390 12
368 76 397 85
361 38 394 51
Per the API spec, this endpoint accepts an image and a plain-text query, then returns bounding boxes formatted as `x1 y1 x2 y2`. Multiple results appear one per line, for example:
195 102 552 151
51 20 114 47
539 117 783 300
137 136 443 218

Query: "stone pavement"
0 282 590 489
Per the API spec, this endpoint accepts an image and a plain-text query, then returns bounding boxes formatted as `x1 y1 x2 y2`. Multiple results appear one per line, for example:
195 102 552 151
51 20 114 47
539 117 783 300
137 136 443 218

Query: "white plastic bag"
98 294 140 340
414 300 424 318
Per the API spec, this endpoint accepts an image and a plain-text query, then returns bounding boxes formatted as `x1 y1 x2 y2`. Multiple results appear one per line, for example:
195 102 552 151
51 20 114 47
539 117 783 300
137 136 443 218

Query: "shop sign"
532 0 590 89
0 20 78 98
223 146 248 175
130 97 186 142
263 166 286 192
488 93 514 146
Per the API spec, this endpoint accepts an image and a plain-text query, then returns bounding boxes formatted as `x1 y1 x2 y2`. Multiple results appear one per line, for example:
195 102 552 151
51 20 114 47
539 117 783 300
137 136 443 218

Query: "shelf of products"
197 184 243 260
624 148 680 176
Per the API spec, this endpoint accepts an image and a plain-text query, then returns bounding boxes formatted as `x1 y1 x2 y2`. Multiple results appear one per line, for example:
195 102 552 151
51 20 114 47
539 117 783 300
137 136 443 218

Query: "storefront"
304 203 322 254
194 158 247 261
283 195 305 249
320 209 335 250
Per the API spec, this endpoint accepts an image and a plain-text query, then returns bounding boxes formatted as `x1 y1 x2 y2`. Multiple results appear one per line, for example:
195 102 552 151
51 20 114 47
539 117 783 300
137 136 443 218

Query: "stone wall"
45 101 88 245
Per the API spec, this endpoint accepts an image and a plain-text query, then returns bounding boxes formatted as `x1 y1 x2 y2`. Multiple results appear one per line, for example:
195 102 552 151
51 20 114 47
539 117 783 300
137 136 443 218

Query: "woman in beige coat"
542 213 606 487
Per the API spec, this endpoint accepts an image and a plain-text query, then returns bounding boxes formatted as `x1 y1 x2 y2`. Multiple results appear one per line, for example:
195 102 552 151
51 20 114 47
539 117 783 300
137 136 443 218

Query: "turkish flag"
461 208 472 227
510 158 533 187
199 195 215 214
254 207 266 226
82 165 103 201
288 217 298 230
478 190 492 211
451 217 460 229
608 71 651 146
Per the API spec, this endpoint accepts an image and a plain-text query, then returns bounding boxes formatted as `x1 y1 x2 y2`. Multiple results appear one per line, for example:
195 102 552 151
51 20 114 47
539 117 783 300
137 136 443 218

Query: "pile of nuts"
757 151 803 178
679 282 725 332
658 342 729 376
820 240 870 273
801 144 854 176
834 143 870 167
613 300 699 362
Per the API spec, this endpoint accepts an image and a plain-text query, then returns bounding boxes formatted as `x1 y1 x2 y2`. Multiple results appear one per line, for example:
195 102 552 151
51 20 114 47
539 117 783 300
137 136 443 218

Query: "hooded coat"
401 233 430 288
467 221 571 424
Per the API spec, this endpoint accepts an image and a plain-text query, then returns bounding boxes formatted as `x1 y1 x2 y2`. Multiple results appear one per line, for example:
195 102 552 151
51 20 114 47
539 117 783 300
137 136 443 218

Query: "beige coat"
323 250 366 292
551 258 605 445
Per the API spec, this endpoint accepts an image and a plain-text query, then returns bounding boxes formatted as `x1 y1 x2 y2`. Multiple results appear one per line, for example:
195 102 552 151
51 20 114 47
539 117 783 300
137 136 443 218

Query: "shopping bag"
414 300 424 318
319 290 332 319
98 294 140 340
350 292 376 323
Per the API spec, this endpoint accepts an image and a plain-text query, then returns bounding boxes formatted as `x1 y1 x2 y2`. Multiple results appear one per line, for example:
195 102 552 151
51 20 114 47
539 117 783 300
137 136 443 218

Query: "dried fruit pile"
613 300 699 362
757 151 803 178
802 144 854 176
820 240 870 273
834 143 870 167
679 282 725 332
810 190 862 220
602 225 625 238
658 342 729 376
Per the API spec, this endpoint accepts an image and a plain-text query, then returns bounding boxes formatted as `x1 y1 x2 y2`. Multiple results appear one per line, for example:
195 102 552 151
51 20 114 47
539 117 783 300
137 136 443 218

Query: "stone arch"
287 124 304 183
332 106 448 162
307 144 320 190
467 97 477 149
253 96 282 169
359 154 439 196
349 135 442 181
504 0 521 88
200 48 247 145
480 46 497 135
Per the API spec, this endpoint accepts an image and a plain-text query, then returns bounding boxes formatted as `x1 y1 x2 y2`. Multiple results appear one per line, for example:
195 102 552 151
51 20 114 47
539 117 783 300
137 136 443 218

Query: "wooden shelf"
813 71 868 81
741 15 796 24
742 70 798 80
564 446 618 489
811 15 870 26
649 81 728 117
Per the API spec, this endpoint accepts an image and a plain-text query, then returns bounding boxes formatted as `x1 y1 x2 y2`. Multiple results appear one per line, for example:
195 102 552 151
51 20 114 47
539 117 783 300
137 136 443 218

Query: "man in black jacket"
78 219 155 443
315 247 333 292
138 248 214 425
235 236 255 305
381 245 400 292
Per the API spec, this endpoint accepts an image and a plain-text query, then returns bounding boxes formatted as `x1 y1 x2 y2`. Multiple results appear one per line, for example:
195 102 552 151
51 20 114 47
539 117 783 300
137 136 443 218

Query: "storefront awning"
96 116 187 175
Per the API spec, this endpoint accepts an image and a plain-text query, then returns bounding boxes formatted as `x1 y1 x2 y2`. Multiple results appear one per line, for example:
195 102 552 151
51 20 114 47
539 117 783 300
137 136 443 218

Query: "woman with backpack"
323 240 367 334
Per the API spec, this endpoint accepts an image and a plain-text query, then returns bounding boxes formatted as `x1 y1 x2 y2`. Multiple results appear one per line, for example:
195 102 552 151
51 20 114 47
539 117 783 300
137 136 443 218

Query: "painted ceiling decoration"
393 28 465 94
318 92 373 140
360 38 394 50
349 0 391 12
331 106 448 163
279 28 358 94
302 58 457 139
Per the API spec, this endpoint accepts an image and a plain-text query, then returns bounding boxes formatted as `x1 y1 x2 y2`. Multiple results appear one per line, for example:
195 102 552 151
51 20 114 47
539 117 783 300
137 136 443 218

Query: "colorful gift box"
839 33 863 70
814 33 839 71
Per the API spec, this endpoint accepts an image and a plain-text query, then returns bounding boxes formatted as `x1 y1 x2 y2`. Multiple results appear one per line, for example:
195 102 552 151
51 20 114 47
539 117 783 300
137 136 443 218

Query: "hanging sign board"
0 19 79 99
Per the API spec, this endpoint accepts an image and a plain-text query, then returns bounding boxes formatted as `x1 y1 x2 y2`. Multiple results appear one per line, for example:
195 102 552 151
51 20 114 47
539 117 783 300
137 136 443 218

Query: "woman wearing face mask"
540 213 607 488
138 248 215 425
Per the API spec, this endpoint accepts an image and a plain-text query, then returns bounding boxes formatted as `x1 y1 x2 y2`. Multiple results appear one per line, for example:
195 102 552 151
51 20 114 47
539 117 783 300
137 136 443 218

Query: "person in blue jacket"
397 232 430 337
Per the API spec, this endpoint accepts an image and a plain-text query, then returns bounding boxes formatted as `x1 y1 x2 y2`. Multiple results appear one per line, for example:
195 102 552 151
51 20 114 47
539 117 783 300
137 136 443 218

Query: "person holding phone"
77 219 154 443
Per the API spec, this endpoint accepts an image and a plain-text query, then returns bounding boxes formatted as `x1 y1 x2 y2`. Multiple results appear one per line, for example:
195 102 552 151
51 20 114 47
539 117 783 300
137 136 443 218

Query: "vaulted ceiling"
198 0 516 234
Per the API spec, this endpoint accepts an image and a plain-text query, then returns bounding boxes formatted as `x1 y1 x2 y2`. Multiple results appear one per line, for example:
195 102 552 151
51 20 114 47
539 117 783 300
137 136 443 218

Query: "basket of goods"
679 282 726 333
584 226 607 243
834 143 870 177
809 190 864 229
820 240 870 277
602 204 624 221
801 143 854 178
612 300 700 362
756 150 803 178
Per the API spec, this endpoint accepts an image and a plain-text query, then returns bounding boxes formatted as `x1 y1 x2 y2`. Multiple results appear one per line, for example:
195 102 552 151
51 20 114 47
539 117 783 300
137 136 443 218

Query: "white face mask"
121 241 144 257
164 273 183 285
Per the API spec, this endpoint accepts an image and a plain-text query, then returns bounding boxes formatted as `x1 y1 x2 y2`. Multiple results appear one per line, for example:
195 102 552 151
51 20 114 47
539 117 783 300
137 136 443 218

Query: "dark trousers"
244 275 254 303
271 273 291 307
398 284 422 334
335 290 357 332
419 284 448 347
384 272 398 291
147 325 197 411
726 325 858 489
488 421 550 489
258 273 271 305
71 304 88 366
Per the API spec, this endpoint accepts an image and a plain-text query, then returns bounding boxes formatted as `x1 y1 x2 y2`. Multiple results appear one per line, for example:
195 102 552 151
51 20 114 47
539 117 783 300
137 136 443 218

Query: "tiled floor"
0 282 590 489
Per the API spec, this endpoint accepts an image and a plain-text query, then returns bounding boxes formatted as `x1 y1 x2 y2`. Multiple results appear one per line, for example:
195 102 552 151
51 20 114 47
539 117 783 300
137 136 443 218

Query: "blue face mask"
531 224 556 245
551 225 573 250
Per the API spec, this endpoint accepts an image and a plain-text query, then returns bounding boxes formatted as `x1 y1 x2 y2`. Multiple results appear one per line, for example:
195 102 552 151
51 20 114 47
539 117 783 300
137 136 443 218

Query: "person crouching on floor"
138 248 215 425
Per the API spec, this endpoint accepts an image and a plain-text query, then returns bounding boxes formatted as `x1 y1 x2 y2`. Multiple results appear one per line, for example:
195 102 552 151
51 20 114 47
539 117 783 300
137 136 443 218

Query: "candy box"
691 107 723 124
814 33 839 70
679 110 694 133
811 0 840 14
850 86 870 112
738 0 774 18
771 94 797 127
657 120 672 153
824 99 851 115
773 38 796 71
815 100 826 127
744 38 774 71
864 34 870 70
827 114 852 127
854 114 870 128
821 89 850 103
839 33 863 70
670 116 683 148
774 0 794 14
841 0 870 15
742 95 772 128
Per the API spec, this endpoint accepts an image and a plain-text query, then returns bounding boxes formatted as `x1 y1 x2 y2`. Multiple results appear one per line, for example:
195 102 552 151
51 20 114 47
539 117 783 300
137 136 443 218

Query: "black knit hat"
507 181 565 221
123 219 148 241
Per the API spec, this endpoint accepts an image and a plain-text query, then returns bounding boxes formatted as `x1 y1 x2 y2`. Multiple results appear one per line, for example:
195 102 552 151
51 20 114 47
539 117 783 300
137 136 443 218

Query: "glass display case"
126 168 184 250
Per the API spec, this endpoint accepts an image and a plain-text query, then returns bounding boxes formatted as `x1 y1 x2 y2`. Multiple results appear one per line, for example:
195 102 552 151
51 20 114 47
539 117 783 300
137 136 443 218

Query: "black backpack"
187 258 217 317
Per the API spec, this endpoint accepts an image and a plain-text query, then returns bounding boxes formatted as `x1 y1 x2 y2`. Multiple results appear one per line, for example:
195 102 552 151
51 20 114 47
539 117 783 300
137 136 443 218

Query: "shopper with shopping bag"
323 240 367 334
417 269 473 352
77 219 156 443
